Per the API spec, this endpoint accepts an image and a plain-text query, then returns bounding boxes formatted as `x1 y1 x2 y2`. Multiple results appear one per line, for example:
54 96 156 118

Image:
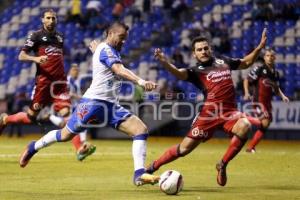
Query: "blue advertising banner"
269 102 300 130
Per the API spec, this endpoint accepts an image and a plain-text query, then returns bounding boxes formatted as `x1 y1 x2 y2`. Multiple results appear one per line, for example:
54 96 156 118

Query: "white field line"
0 150 300 158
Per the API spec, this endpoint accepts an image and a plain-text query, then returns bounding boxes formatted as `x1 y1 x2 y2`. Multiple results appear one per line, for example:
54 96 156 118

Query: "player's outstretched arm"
111 63 157 91
18 50 48 64
277 87 290 103
154 48 188 80
239 28 267 69
243 79 251 100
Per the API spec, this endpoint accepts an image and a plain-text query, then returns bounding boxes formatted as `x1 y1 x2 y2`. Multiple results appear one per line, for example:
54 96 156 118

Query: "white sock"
49 114 64 127
34 130 60 151
132 139 147 171
79 130 87 143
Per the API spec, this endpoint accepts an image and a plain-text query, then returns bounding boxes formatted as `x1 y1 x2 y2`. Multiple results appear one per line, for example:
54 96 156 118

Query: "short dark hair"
105 21 129 36
41 8 56 18
191 36 210 51
264 47 275 53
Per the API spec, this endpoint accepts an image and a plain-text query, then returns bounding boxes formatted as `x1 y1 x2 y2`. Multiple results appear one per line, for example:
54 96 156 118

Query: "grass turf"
0 136 299 200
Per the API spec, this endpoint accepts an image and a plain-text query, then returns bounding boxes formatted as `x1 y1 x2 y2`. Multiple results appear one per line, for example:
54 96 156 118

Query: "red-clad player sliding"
243 48 289 153
146 29 267 186
0 9 95 160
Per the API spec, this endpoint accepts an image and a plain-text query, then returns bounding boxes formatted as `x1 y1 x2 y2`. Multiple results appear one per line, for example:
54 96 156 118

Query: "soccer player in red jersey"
243 49 289 153
146 29 267 186
0 9 94 159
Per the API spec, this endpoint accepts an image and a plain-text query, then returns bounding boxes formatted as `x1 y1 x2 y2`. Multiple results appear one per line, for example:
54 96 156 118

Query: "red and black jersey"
247 65 280 109
186 56 241 109
22 28 66 81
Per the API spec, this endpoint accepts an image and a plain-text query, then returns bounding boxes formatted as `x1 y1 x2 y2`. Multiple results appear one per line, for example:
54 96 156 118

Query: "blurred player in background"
243 48 289 153
68 64 96 161
47 63 96 160
146 29 267 186
0 9 95 160
19 21 160 186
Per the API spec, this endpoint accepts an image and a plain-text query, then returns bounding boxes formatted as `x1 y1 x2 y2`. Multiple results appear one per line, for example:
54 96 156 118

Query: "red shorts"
187 106 246 142
31 75 71 112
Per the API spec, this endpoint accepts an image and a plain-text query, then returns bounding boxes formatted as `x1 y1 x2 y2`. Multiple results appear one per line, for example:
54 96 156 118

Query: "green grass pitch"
0 136 299 200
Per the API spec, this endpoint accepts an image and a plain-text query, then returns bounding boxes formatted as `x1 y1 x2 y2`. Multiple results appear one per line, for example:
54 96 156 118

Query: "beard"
115 43 123 51
46 24 55 32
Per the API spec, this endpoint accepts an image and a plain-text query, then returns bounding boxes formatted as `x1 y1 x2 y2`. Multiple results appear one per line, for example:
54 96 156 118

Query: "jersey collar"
196 57 215 68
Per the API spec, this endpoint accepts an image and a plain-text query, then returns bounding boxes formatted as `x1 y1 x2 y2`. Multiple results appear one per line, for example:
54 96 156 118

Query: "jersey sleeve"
247 66 261 83
186 68 198 85
99 46 122 68
22 32 38 52
223 56 241 70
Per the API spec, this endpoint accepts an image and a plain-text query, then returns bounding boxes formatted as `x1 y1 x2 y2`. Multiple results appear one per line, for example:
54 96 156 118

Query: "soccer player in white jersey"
19 22 160 186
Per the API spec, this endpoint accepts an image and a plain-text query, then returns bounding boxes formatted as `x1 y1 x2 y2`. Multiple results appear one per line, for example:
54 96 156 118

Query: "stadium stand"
0 0 299 105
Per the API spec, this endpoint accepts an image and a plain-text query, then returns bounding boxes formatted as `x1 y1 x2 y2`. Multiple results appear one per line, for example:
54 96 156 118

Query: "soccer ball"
159 170 184 195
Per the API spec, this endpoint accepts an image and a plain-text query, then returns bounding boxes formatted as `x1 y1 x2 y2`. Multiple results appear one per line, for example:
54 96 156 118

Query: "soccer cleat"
246 148 256 154
0 113 8 135
145 161 157 174
19 141 37 168
133 168 160 186
216 161 227 186
76 142 96 161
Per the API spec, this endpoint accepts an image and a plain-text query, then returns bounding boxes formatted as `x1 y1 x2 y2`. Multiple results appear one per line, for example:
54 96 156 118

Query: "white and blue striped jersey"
83 42 123 103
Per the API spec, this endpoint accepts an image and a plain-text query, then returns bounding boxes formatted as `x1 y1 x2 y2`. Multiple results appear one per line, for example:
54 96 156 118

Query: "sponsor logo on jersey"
106 79 113 88
33 103 42 110
262 79 275 88
206 69 231 82
215 59 225 65
191 127 204 137
45 45 63 55
105 47 114 57
25 39 34 47
42 36 47 41
198 65 204 70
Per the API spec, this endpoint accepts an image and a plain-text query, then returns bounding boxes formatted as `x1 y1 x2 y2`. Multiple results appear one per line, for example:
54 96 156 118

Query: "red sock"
153 144 180 170
222 135 247 165
72 135 82 151
248 129 264 150
6 112 32 124
246 116 261 128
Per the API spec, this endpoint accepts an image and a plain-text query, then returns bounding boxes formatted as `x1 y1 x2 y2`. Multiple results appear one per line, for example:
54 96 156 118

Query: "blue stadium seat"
128 61 138 70
30 0 40 7
158 70 169 78
274 46 285 54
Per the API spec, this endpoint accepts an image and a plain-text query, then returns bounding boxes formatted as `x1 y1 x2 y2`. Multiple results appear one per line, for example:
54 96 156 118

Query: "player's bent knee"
233 118 251 137
132 126 148 135
261 119 270 129
27 108 39 116
240 118 251 130
131 118 148 134
178 146 192 157
60 127 74 141
118 115 149 136
58 107 70 117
